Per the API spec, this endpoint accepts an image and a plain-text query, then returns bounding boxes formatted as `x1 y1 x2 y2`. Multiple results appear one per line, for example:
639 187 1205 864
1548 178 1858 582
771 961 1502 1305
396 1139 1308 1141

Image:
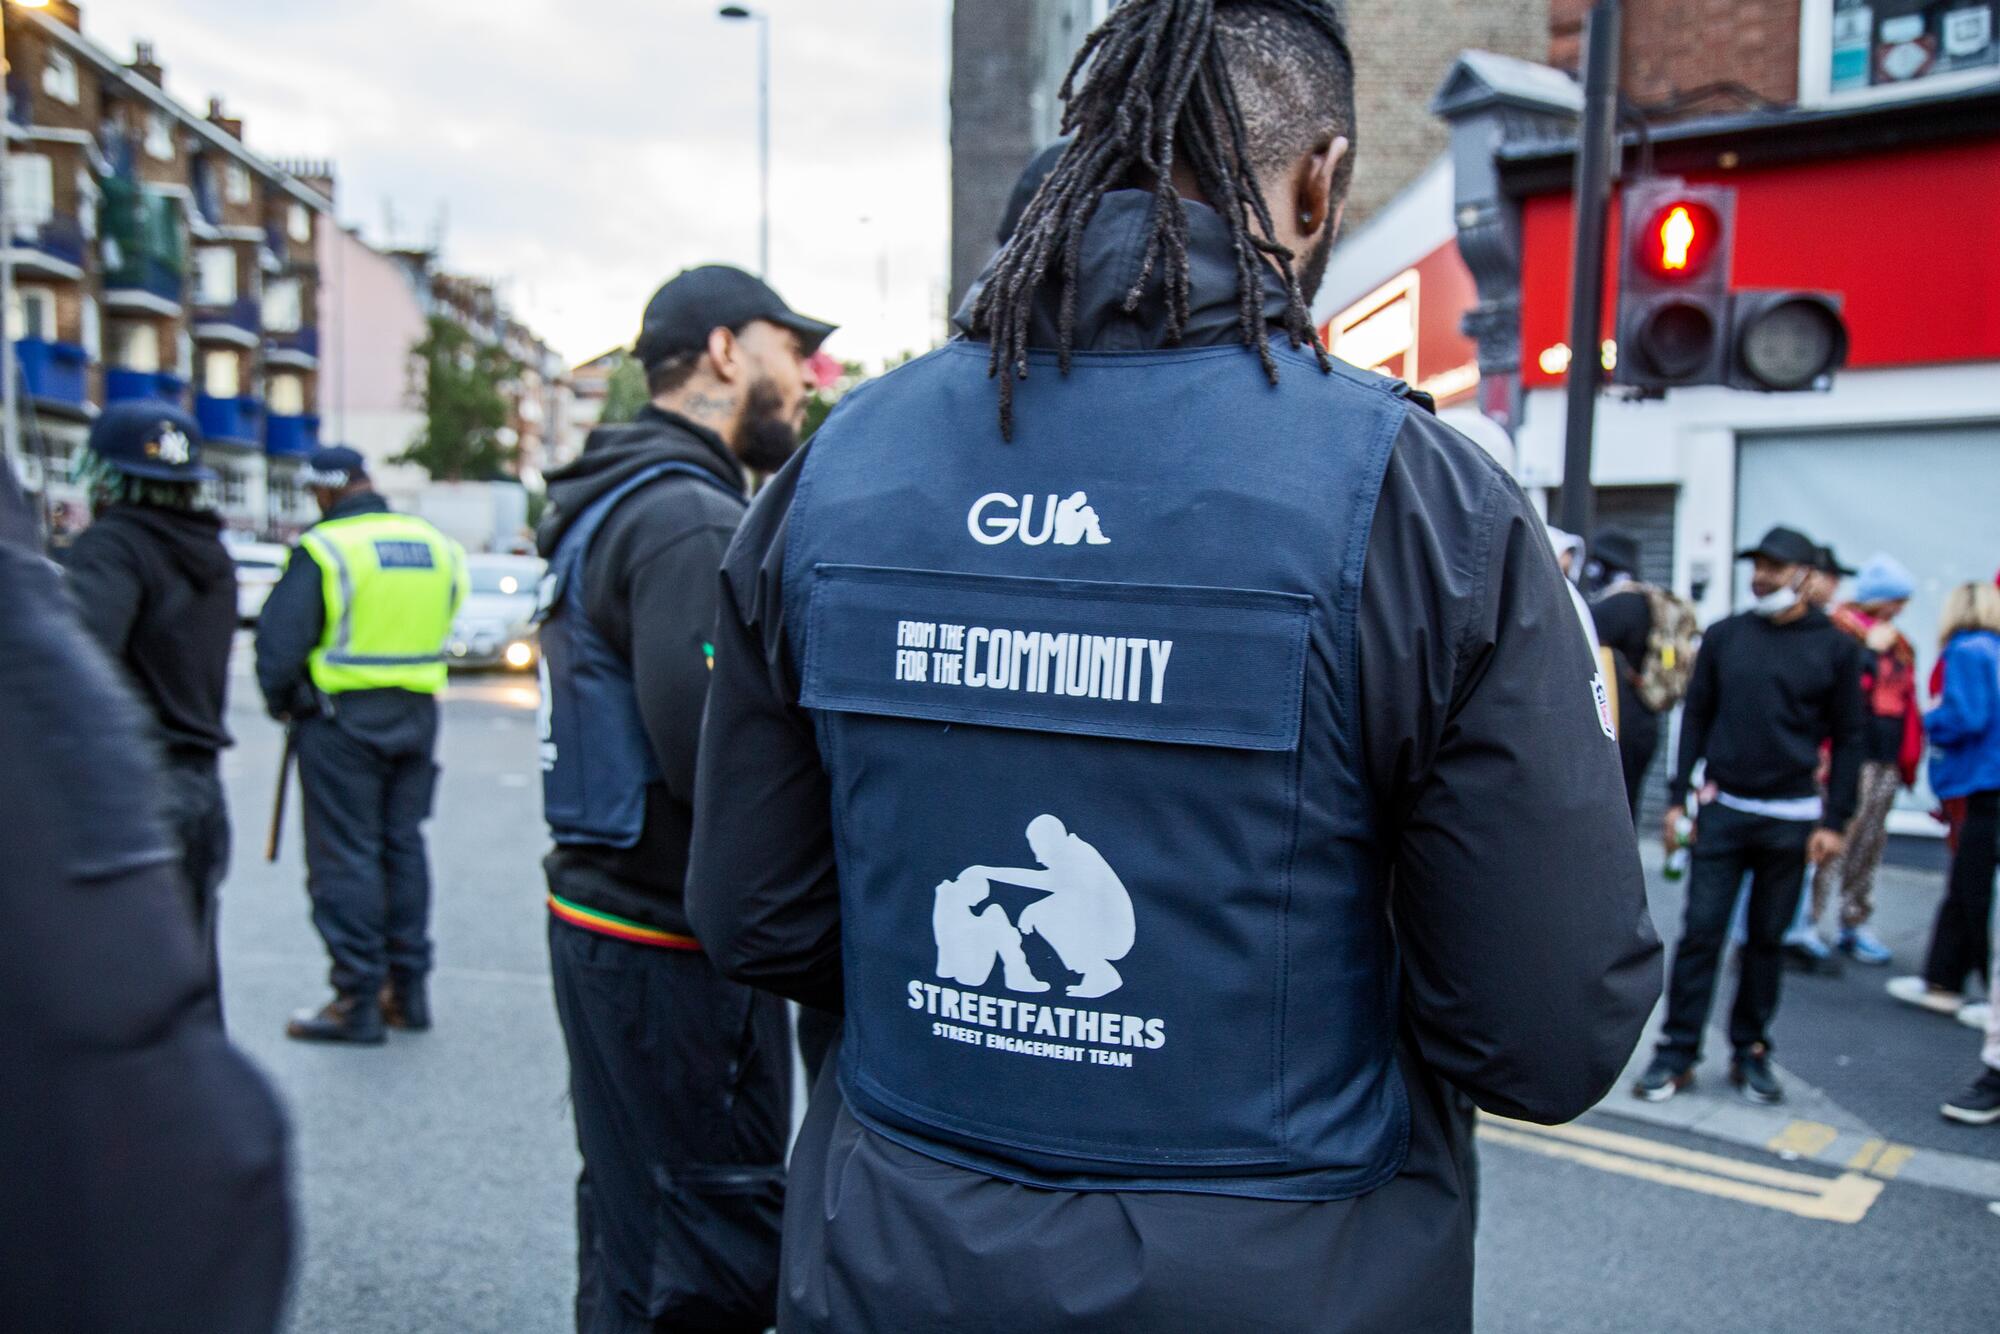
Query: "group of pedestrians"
1567 519 2000 1127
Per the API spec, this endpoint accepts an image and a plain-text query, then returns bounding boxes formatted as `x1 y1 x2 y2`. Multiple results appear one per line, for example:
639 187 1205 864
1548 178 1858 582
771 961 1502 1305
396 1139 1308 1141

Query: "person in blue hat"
62 400 238 1015
254 444 467 1043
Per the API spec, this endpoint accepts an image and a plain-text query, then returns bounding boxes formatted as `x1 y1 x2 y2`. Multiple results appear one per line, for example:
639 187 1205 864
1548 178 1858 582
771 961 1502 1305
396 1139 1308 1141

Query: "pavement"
207 649 1999 1333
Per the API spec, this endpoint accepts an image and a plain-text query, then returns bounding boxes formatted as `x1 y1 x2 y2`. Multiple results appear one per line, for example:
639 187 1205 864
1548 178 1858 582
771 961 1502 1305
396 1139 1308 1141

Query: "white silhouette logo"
152 426 192 466
932 814 1135 998
967 492 1111 547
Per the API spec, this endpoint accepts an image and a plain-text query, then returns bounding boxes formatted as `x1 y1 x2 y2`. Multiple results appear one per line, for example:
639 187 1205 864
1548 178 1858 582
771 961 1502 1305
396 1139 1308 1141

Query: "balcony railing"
265 412 321 459
196 394 267 446
9 216 87 269
265 325 319 360
192 296 262 337
106 368 191 407
104 253 185 305
15 339 90 408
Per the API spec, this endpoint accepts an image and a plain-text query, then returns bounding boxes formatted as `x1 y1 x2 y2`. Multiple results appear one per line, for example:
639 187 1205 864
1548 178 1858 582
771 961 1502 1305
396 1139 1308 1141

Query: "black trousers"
296 711 437 995
549 916 789 1334
1618 711 1660 822
1658 804 1812 1065
1926 788 1999 993
159 751 230 1016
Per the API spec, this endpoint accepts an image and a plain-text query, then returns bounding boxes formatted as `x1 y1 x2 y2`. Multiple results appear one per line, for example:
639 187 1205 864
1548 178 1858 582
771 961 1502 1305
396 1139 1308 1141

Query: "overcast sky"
80 0 951 369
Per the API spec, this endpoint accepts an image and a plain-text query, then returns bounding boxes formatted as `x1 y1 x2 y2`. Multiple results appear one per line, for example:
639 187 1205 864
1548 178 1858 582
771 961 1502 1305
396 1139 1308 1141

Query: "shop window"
226 163 252 205
287 202 311 244
42 50 79 106
262 276 302 332
114 321 161 372
144 109 175 161
194 245 237 305
268 371 305 416
1802 0 2000 106
6 154 54 233
7 287 56 341
203 348 240 398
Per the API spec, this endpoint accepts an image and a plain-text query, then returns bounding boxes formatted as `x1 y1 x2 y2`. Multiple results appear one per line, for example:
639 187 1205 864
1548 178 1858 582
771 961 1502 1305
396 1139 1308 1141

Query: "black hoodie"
535 405 748 938
65 504 237 756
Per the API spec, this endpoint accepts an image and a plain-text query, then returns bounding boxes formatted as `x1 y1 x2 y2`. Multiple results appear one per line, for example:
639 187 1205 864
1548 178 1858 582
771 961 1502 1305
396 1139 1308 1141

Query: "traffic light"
1725 290 1848 392
1613 179 1734 390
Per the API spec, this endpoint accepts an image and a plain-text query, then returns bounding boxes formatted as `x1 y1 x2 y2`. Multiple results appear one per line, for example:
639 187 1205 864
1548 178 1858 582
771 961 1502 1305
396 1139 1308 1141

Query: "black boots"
285 992 387 1044
380 974 431 1032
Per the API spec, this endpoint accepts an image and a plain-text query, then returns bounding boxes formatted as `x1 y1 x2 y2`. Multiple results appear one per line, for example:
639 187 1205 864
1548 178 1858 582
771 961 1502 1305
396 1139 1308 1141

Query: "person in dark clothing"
62 403 238 1012
683 5 1661 1329
1637 525 1865 1106
1589 528 1661 821
0 459 293 1334
255 446 466 1044
535 266 833 1334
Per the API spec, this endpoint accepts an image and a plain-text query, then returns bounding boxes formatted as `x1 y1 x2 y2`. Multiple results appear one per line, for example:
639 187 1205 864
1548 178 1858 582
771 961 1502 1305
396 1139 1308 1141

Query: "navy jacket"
686 190 1660 1331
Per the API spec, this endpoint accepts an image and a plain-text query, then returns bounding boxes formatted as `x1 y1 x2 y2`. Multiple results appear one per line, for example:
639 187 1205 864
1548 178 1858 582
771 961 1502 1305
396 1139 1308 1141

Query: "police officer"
2 456 293 1332
685 2 1662 1329
535 266 831 1332
255 445 466 1044
62 402 238 1008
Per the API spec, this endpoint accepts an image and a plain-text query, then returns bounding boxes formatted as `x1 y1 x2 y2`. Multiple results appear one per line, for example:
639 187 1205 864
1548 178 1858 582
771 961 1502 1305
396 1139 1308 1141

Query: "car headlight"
503 640 534 669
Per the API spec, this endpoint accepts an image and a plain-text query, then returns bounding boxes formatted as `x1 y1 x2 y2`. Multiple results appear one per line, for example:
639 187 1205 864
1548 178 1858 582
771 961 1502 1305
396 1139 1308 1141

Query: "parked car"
449 553 544 671
226 539 290 626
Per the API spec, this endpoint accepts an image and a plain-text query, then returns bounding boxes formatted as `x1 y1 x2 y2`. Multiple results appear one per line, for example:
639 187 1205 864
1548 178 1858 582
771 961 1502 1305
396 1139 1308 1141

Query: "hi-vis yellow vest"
299 511 467 695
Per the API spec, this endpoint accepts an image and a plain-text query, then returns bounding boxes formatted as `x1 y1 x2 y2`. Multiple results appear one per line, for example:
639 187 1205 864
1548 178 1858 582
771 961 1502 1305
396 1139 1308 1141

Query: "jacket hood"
94 504 233 590
952 188 1299 354
537 407 744 557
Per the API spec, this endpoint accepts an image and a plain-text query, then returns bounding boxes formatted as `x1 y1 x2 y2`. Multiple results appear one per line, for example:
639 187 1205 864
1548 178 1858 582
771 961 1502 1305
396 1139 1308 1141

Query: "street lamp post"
718 4 769 277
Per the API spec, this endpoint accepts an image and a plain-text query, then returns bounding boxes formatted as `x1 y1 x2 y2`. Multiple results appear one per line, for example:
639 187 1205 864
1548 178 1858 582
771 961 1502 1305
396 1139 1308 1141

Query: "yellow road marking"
1847 1138 1886 1171
1870 1144 1915 1179
1768 1120 1840 1158
1479 1118 1885 1224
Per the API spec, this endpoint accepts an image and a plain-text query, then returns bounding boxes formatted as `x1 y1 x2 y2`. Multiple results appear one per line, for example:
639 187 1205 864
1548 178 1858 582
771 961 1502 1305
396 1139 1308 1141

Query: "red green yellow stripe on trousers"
547 894 701 950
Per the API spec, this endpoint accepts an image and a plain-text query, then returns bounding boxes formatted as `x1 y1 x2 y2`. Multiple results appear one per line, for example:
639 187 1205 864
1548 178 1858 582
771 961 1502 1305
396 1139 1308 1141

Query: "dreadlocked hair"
967 0 1356 438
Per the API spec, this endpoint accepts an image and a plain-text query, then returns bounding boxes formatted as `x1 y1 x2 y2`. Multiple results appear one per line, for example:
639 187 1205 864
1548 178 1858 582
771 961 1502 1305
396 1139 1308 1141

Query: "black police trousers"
159 749 230 1016
548 915 789 1334
296 707 438 996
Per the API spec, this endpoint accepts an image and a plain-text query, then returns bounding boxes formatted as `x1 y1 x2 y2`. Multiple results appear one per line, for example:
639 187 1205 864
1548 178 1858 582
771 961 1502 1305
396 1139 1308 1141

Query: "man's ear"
1294 134 1349 237
705 326 743 384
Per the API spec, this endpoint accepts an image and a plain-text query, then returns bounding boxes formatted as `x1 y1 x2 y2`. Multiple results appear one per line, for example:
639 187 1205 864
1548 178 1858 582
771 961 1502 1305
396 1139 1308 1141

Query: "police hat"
88 401 213 483
633 265 835 369
299 444 368 489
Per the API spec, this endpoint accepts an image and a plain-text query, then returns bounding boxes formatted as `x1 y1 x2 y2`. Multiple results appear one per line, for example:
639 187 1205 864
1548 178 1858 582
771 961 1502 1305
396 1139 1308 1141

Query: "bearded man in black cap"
63 401 238 1012
534 265 833 1333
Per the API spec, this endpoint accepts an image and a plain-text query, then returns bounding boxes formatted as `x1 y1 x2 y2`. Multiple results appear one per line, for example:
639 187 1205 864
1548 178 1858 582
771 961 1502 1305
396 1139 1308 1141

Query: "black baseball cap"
1735 525 1819 566
88 400 213 482
633 265 835 369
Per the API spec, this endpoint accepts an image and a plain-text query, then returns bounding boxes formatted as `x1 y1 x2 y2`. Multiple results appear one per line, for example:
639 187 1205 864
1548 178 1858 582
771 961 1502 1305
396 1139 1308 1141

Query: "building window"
225 163 252 206
5 154 55 234
1802 0 2000 105
194 246 237 304
42 49 80 106
262 275 302 332
219 467 245 510
286 202 311 244
203 348 240 398
7 287 57 341
178 329 193 378
113 321 161 372
268 371 305 416
76 169 97 239
80 297 99 360
144 109 174 161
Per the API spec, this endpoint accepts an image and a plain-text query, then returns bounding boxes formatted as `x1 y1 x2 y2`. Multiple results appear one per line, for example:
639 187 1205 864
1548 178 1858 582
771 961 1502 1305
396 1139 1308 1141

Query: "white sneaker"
1959 1001 1994 1032
1887 975 1964 1015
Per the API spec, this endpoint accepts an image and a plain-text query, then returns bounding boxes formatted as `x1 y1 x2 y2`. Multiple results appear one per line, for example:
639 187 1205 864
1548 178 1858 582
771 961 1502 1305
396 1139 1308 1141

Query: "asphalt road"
210 656 1998 1333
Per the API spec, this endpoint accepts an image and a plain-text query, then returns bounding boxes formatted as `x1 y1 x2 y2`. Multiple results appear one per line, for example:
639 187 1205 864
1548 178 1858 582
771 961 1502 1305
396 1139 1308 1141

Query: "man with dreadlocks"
687 1 1661 1327
64 401 239 1013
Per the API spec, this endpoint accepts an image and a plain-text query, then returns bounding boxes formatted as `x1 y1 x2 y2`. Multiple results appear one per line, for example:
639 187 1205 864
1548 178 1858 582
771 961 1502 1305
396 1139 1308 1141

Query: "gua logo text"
967 492 1111 547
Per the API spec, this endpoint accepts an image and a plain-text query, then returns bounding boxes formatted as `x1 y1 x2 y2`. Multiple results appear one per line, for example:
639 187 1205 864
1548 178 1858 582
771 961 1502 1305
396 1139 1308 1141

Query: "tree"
399 316 524 481
600 354 649 425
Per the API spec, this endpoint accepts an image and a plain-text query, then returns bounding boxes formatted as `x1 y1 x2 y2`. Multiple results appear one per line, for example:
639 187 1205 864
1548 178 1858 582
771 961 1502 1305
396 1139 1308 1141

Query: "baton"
265 726 297 862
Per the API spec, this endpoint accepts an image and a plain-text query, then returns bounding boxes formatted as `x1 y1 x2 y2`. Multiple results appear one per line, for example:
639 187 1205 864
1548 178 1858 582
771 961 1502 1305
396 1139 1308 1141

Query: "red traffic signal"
1638 198 1723 280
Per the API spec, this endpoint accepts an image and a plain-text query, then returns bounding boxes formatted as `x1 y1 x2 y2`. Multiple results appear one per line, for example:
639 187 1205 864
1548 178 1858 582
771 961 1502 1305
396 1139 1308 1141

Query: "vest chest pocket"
801 564 1323 1174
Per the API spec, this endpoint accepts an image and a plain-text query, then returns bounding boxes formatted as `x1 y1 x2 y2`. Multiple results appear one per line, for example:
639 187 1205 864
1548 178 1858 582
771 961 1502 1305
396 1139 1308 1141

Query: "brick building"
3 1 330 537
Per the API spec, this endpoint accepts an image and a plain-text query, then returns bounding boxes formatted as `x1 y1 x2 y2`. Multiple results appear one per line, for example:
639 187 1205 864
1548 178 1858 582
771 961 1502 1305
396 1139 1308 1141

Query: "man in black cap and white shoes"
534 265 832 1333
1635 525 1864 1106
63 401 238 1014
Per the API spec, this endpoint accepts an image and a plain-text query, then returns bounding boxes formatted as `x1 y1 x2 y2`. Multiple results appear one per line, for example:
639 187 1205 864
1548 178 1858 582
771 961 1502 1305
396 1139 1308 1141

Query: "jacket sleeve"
60 525 144 662
1668 619 1723 807
1820 637 1867 829
253 544 325 719
1927 639 1994 747
684 455 844 1012
1362 416 1662 1125
622 524 737 803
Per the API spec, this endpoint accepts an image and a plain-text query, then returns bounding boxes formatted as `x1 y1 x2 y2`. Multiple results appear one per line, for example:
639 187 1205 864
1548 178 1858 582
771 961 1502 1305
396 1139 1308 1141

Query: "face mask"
1752 579 1800 617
